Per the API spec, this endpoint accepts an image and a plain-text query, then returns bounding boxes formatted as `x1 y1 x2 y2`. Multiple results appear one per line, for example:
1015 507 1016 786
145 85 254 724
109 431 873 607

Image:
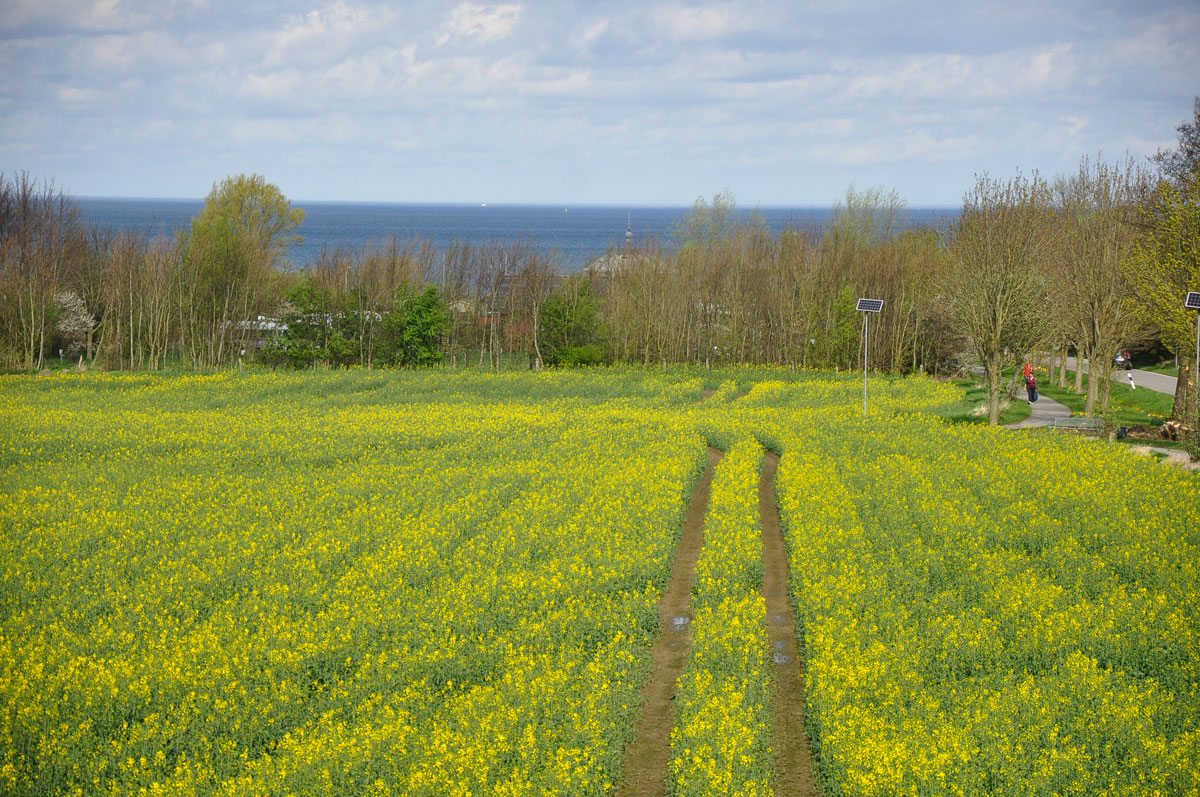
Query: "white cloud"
1 0 157 33
847 54 971 101
136 119 175 139
55 86 103 108
813 130 986 166
389 137 422 151
1023 42 1075 89
1062 115 1088 138
839 41 1080 107
1107 19 1189 71
899 130 984 161
436 2 522 46
89 35 139 71
86 30 183 74
230 118 300 143
516 65 591 96
649 2 761 41
2 0 1197 203
790 118 855 137
312 114 359 143
573 18 610 48
241 68 305 102
267 2 396 67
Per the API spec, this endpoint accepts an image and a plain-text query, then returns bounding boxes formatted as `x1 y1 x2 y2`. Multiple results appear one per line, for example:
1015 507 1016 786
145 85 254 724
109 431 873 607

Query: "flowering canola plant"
776 412 1200 795
670 438 771 796
1 367 1196 795
1 369 710 795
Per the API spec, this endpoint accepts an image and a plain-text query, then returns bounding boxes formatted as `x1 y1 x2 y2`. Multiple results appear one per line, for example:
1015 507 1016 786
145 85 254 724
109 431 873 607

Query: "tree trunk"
1085 354 1099 417
1172 363 1189 419
531 304 543 370
1188 365 1199 445
1100 365 1112 416
986 354 1004 426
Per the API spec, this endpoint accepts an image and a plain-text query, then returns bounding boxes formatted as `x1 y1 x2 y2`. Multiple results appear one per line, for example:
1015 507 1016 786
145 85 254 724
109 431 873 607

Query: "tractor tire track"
617 446 722 797
760 451 821 796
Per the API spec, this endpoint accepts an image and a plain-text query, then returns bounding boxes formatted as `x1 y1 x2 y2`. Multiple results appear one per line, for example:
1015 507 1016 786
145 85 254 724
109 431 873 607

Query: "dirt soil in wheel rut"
760 451 821 796
617 448 820 796
617 447 721 797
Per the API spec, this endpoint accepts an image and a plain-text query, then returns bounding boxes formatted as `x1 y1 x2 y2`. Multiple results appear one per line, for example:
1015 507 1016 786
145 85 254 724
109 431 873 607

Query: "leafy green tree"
178 174 304 368
259 274 357 368
825 286 860 370
541 275 603 366
379 284 449 366
192 174 305 268
1124 164 1200 424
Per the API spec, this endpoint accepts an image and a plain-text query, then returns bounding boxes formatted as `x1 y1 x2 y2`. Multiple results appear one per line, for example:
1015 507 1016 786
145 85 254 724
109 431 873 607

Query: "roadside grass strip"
777 416 1200 796
669 439 771 796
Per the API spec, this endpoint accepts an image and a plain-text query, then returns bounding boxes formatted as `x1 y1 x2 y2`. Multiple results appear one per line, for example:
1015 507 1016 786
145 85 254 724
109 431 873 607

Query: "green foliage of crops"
2 368 1196 795
670 439 770 795
776 416 1200 795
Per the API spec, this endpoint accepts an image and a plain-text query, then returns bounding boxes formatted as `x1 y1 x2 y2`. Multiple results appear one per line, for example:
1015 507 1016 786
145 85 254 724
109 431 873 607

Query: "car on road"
1113 350 1133 369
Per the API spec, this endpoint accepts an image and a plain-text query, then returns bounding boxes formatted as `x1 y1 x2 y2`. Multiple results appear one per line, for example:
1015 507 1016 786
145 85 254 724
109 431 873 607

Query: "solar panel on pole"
857 299 883 415
1186 292 1200 310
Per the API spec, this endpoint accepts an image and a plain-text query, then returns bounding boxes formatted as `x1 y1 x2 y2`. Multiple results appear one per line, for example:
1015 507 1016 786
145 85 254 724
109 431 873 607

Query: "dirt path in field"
617 446 722 797
760 451 821 796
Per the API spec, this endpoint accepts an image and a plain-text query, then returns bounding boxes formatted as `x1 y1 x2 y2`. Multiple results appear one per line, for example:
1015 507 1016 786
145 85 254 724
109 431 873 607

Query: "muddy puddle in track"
616 447 720 797
760 451 821 796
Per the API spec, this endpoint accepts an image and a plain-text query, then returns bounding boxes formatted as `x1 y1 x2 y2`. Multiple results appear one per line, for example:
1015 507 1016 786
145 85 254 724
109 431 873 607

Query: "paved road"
1004 393 1071 430
1060 356 1178 395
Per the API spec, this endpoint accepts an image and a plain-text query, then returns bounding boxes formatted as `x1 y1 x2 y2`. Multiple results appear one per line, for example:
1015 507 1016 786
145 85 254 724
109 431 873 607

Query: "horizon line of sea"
76 195 962 211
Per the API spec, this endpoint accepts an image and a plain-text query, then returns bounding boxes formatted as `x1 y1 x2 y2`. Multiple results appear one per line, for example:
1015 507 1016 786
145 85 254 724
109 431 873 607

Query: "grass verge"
1140 362 1181 377
1039 371 1173 428
938 379 1032 425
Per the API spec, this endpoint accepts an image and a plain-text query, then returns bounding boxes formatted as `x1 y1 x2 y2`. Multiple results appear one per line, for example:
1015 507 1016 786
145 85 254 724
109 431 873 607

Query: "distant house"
224 316 285 351
448 298 476 315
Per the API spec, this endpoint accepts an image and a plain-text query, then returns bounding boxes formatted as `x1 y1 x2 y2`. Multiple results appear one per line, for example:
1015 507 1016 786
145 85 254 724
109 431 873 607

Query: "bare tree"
508 251 560 369
1053 155 1154 417
0 172 87 369
1151 96 1200 189
941 172 1055 425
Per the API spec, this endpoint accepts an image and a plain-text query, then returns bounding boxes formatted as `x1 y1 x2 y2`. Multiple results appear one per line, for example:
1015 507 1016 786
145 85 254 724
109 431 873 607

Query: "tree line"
2 99 1197 431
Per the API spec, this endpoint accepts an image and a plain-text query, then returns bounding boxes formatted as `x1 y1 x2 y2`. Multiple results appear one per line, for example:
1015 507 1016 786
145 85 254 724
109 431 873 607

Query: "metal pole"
1194 310 1199 428
863 312 869 416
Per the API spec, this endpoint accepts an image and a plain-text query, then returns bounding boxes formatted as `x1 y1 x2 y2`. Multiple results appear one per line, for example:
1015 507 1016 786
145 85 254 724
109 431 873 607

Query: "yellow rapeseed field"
1 368 1196 795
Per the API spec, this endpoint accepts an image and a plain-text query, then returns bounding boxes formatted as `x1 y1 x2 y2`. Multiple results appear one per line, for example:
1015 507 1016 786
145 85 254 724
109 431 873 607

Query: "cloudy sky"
1 0 1197 205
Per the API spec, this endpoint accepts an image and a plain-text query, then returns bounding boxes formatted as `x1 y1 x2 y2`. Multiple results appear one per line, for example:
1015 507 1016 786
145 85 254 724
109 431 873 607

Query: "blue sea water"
77 198 956 273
